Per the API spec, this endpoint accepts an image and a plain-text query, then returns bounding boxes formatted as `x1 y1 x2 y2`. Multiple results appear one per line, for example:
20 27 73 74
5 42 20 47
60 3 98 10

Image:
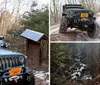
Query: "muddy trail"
50 23 100 41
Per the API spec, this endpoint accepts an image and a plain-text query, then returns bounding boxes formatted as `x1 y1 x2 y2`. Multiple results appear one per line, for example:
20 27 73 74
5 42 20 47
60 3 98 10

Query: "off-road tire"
87 23 96 38
59 16 69 33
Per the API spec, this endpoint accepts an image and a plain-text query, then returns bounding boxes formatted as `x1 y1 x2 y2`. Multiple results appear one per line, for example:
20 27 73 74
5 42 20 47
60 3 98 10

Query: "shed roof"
21 29 48 42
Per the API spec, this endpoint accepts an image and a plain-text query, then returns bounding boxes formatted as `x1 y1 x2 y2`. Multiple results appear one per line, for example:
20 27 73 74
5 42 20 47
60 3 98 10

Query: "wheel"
87 24 96 38
87 29 95 38
59 16 69 33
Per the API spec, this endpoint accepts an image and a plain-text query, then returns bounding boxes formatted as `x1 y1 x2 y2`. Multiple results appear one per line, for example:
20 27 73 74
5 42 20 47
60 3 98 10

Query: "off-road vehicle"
0 48 35 85
59 4 96 38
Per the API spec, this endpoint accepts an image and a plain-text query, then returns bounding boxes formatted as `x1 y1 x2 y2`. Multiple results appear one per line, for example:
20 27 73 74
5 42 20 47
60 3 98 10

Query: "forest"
51 43 100 85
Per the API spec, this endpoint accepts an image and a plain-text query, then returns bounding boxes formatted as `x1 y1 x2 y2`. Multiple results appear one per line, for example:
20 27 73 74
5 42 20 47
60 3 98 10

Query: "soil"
50 32 77 41
50 23 100 41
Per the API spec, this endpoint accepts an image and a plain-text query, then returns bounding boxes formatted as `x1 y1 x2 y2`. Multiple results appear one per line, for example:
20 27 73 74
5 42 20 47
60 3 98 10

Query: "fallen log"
88 75 100 85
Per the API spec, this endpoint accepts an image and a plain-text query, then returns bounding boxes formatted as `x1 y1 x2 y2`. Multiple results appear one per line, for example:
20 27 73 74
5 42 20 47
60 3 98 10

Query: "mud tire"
59 16 69 33
87 23 96 38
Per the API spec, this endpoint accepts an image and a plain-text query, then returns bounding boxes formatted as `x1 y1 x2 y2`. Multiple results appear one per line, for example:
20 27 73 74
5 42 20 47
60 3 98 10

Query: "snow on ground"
67 27 77 32
33 71 49 85
70 63 87 80
82 75 92 81
95 16 100 27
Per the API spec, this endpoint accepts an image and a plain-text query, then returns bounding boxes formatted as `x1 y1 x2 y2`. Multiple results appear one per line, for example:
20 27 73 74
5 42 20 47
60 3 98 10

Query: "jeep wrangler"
59 4 96 38
0 48 35 85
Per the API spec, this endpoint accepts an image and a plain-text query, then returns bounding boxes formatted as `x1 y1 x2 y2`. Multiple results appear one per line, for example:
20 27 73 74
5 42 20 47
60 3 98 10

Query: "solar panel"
21 29 44 42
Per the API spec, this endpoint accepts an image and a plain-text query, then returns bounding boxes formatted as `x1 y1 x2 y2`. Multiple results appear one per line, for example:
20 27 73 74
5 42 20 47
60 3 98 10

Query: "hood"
0 48 23 56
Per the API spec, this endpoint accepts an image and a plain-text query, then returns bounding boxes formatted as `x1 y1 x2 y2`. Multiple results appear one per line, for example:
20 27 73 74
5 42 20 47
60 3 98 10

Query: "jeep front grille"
75 10 89 14
0 57 20 70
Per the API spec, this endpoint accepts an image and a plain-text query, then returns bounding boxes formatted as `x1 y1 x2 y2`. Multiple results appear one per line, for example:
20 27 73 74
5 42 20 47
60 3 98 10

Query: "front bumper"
69 16 95 30
0 67 33 85
0 73 27 85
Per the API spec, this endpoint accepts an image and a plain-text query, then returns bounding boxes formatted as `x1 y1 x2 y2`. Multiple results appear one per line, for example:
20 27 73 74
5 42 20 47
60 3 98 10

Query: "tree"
51 43 73 85
21 1 49 35
50 0 62 24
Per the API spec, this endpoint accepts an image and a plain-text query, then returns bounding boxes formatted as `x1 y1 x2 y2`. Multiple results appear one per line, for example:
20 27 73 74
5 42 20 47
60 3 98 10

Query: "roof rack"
64 4 82 6
63 4 84 9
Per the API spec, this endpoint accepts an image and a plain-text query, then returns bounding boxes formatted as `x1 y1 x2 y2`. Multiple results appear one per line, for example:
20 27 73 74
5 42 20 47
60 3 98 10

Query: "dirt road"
50 24 100 41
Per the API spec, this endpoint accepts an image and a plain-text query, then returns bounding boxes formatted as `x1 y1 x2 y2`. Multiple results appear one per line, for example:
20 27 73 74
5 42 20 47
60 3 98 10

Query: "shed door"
26 40 40 69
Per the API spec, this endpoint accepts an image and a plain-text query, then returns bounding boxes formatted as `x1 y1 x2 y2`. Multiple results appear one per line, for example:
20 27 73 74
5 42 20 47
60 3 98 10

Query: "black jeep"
0 48 35 85
59 4 96 38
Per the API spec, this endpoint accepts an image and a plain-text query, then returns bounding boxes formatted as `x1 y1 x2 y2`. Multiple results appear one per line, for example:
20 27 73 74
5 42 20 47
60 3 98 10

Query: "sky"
37 0 49 5
0 0 49 14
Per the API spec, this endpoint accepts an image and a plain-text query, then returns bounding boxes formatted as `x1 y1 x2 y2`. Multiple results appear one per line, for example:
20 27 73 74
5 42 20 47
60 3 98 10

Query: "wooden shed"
21 29 48 69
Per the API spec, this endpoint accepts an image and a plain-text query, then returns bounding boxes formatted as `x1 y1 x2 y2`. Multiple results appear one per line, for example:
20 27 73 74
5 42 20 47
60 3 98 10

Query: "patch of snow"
71 71 81 77
43 80 49 84
67 27 77 32
71 76 77 79
80 67 84 71
95 17 100 27
80 63 86 67
95 12 100 17
33 71 49 84
82 75 92 80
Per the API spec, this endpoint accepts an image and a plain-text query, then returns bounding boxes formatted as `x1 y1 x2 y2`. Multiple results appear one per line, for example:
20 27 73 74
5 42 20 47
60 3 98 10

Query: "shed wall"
26 39 41 69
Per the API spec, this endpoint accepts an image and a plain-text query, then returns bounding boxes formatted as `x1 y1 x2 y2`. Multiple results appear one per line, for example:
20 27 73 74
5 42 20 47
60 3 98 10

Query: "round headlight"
19 56 24 64
69 11 74 15
89 11 93 15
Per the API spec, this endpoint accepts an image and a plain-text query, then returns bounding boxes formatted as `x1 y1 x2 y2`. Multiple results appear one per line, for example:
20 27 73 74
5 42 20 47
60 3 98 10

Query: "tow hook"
9 76 20 83
13 78 18 83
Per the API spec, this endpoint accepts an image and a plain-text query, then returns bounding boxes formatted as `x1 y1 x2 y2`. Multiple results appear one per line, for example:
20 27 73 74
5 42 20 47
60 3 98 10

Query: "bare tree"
65 0 78 4
0 0 32 35
50 0 62 24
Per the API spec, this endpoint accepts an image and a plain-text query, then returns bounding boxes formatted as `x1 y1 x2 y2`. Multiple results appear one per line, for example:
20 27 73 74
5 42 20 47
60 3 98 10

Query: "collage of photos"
0 0 100 85
50 0 100 85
